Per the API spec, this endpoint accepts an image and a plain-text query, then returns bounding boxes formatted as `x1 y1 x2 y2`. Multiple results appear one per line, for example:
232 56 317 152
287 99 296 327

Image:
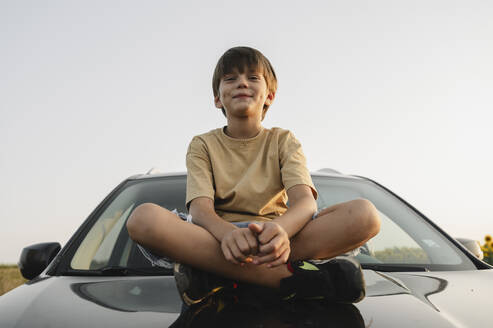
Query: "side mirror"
18 242 61 280
456 238 483 260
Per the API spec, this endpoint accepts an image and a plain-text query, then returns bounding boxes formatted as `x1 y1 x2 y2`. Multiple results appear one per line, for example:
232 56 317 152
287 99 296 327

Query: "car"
1 169 491 327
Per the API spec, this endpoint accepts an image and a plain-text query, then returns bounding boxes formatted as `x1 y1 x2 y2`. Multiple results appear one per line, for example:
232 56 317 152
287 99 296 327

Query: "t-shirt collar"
220 126 265 142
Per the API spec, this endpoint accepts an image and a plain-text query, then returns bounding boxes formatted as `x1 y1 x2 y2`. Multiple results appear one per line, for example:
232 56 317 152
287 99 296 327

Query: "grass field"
0 265 27 296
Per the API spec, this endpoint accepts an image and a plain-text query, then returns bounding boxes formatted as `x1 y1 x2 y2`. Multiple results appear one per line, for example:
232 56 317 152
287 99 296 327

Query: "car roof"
127 168 365 181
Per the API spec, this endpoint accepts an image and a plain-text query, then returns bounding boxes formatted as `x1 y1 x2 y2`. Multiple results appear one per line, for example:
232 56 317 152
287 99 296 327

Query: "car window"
313 176 475 270
70 177 186 271
369 210 430 264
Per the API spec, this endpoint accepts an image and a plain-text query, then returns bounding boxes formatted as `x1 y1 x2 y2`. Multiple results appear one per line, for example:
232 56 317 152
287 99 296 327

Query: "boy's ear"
265 91 276 106
214 95 223 109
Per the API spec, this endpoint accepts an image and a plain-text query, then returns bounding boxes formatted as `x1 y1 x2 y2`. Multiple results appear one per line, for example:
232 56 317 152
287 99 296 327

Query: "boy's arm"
190 197 259 264
189 197 236 242
252 184 317 266
273 184 317 237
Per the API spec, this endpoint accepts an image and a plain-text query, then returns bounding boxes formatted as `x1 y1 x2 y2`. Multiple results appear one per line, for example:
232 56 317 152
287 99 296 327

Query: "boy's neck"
225 119 263 139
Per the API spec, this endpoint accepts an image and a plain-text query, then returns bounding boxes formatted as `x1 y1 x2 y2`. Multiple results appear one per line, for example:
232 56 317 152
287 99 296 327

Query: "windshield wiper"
58 265 172 276
362 264 429 272
98 265 170 276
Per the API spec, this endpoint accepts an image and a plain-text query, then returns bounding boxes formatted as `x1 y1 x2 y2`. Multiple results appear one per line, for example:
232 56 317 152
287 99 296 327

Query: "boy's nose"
236 75 248 88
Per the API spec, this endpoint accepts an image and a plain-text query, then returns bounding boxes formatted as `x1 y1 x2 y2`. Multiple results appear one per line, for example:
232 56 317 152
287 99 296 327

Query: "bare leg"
289 199 380 261
126 199 380 288
126 203 291 288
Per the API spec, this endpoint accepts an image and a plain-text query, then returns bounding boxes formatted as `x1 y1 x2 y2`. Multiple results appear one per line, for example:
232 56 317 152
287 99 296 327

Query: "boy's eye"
249 75 260 80
223 76 236 81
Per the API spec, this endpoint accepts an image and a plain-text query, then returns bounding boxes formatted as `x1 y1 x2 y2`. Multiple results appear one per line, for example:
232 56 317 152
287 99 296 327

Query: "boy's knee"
126 202 157 242
349 198 381 241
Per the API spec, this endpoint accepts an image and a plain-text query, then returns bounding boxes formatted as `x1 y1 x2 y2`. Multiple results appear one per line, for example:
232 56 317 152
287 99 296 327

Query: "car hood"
359 269 493 327
0 269 491 328
0 275 181 328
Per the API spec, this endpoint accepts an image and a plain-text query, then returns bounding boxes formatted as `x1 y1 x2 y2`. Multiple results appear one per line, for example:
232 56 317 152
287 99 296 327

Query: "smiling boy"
126 47 380 306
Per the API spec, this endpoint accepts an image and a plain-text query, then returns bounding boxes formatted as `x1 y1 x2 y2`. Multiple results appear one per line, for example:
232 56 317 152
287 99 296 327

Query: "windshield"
70 177 186 273
66 175 475 275
312 176 475 271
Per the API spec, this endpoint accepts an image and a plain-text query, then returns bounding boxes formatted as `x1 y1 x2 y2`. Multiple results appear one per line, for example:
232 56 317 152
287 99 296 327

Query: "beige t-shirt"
186 127 317 222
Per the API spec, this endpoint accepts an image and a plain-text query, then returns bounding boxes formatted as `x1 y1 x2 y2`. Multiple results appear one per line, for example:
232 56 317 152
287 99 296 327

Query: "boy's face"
214 68 275 120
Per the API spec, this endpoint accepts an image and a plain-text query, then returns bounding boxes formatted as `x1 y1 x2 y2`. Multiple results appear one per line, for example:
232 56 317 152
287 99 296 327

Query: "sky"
1 0 492 263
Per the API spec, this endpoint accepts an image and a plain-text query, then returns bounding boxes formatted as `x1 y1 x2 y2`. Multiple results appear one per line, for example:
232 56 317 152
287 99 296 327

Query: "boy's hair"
212 47 277 119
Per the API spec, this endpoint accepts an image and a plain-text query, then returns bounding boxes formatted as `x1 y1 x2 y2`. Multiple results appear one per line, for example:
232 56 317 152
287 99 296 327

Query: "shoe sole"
174 263 224 306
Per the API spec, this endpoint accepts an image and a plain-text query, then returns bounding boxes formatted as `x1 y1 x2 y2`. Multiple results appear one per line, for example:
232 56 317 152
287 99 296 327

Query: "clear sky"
1 0 492 263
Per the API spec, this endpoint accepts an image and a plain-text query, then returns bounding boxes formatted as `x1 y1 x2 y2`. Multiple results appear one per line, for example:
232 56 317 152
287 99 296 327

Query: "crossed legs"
126 199 380 289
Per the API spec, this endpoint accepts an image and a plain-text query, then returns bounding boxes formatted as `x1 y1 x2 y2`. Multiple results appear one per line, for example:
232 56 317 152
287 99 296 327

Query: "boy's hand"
221 227 259 265
249 222 290 268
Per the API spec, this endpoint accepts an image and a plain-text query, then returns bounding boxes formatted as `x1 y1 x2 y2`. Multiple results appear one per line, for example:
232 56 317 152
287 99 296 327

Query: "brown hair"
212 47 277 119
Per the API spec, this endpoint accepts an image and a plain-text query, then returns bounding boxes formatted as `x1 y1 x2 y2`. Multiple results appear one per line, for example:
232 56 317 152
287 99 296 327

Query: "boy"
127 46 380 306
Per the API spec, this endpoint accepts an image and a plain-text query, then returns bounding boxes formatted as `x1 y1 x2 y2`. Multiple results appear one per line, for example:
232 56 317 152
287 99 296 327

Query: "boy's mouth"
233 93 252 99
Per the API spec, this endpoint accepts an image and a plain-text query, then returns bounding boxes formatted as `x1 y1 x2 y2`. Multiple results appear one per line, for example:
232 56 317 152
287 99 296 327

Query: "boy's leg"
289 198 380 261
271 199 378 303
126 203 291 288
127 200 378 304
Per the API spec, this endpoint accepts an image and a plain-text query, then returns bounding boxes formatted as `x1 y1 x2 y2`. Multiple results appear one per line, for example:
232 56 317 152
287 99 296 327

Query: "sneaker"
174 262 237 306
280 256 365 303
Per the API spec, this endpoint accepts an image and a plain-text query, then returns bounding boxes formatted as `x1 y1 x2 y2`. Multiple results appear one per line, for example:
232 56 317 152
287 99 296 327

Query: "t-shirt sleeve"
185 136 215 209
278 130 318 200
